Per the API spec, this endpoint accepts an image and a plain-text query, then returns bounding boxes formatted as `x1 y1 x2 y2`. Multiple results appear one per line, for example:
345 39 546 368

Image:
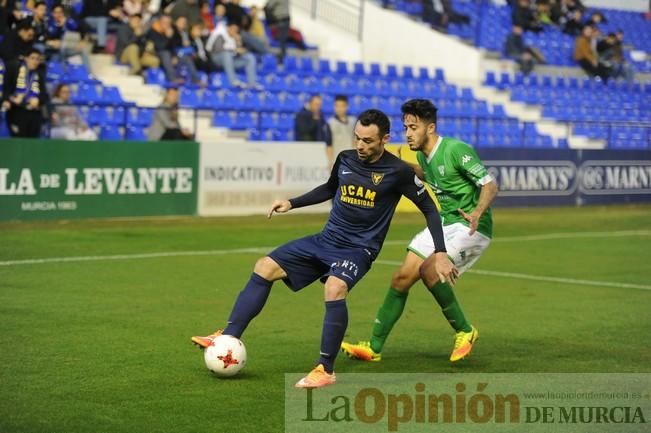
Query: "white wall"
583 0 648 12
361 1 482 82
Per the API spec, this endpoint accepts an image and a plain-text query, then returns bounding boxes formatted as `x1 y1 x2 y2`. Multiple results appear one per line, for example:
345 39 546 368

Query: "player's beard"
407 133 427 152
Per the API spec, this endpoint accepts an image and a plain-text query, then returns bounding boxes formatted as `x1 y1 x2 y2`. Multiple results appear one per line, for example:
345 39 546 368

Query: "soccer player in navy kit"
192 109 458 388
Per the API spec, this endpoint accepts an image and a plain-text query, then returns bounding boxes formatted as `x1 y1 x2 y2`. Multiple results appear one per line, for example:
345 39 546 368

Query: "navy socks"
223 273 272 338
317 299 348 373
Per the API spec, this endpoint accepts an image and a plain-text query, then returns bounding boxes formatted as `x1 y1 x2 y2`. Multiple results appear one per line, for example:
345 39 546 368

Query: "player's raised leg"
341 251 422 361
296 276 348 388
191 256 286 348
419 253 477 362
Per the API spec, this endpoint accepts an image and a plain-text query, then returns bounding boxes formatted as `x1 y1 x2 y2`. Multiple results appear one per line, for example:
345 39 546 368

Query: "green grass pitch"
1 205 650 433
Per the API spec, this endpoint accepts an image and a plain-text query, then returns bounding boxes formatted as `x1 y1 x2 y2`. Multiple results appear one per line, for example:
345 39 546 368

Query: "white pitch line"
1 229 649 266
383 229 651 245
0 247 272 267
0 230 649 291
373 260 651 291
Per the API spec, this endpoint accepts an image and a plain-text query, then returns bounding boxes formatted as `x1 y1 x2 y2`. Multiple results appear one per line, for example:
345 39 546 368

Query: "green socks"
427 282 472 333
370 287 408 353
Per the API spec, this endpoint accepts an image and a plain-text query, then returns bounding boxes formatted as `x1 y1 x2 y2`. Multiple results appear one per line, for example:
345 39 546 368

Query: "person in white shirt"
206 20 260 89
326 94 355 167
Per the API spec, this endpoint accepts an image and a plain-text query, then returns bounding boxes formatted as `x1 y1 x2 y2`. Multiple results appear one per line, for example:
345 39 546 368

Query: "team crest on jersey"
371 172 384 185
438 165 445 176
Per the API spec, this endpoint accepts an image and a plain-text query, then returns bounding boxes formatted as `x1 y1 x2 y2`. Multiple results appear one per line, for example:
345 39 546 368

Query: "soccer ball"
204 335 247 377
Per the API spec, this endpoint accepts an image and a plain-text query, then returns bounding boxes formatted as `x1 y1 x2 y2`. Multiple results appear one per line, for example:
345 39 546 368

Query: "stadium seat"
214 111 235 128
125 126 147 140
99 125 122 140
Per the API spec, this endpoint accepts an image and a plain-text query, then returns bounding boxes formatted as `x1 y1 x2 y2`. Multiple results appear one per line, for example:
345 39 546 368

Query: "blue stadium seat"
233 112 257 130
100 86 123 105
352 62 366 77
180 88 201 108
100 125 122 140
86 106 109 126
369 62 382 77
125 126 147 140
73 84 101 105
213 111 235 128
259 54 277 76
282 56 299 75
335 61 349 76
298 57 315 75
145 68 167 86
316 59 332 77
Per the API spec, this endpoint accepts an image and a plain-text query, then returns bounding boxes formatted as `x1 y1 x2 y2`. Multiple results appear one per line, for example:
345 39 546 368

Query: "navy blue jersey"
289 149 446 258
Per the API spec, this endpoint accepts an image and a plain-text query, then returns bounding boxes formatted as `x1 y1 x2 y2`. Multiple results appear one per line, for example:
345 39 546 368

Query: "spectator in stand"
169 0 201 27
190 22 218 72
50 83 98 140
265 0 290 62
295 94 331 145
585 11 606 27
123 0 144 17
3 49 41 137
214 2 227 26
574 24 609 81
81 0 123 52
423 0 471 31
206 20 261 89
247 6 268 49
171 15 203 85
148 87 193 141
512 0 543 33
199 0 214 32
31 1 48 52
0 18 35 63
0 0 16 38
562 8 583 35
505 25 545 74
116 13 159 75
147 0 176 15
46 4 92 71
326 94 354 166
221 0 268 55
597 30 634 82
147 14 183 83
536 0 553 26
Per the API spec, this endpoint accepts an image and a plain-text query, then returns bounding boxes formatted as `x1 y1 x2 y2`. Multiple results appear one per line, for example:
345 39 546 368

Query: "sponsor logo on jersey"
371 172 384 185
340 184 377 208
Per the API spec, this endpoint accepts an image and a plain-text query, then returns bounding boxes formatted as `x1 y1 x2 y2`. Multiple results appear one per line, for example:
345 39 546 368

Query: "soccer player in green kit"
341 99 498 363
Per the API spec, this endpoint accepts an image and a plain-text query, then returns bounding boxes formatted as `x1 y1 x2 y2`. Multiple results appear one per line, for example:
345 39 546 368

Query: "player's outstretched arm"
267 199 292 219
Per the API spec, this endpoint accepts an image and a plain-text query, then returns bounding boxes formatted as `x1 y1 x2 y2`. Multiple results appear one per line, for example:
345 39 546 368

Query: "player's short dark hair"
334 94 348 103
357 109 390 138
34 1 47 8
401 98 438 124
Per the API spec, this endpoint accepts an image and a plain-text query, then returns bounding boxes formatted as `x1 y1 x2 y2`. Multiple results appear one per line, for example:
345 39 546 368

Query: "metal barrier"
293 0 365 41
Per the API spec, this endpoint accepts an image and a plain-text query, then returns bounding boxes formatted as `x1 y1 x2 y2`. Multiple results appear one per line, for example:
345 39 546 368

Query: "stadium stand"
0 0 648 149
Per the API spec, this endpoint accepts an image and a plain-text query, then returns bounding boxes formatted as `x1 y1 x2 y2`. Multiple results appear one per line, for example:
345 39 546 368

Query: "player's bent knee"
324 277 348 301
253 256 285 281
419 260 440 287
390 271 414 293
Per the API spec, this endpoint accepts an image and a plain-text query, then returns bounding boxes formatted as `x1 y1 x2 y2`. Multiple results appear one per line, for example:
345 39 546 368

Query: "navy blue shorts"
267 234 374 291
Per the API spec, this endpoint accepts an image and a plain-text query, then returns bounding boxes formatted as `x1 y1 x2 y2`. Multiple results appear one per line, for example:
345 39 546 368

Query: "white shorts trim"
407 222 491 274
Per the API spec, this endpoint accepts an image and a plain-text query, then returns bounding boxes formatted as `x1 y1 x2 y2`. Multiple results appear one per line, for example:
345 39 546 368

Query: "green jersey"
416 136 493 238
